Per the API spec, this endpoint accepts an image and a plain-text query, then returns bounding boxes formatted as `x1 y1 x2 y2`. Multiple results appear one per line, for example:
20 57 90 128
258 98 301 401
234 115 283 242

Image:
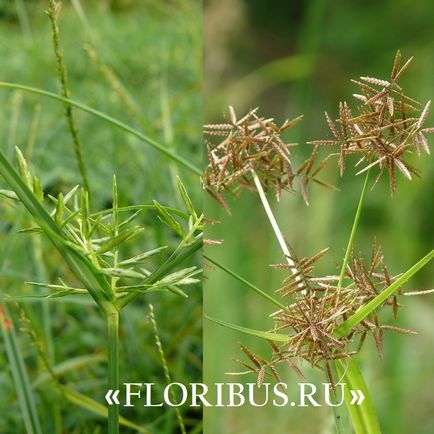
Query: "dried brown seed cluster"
236 242 430 384
204 107 301 211
309 50 432 192
204 107 333 211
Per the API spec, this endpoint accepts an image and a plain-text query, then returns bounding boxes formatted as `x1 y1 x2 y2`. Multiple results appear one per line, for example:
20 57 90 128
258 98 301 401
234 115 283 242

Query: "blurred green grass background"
204 0 434 433
0 1 202 433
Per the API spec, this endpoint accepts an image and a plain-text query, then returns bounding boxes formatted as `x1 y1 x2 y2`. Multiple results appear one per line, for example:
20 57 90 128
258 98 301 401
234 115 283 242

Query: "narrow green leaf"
33 176 44 201
1 305 43 434
153 200 184 238
101 268 146 279
26 281 87 294
204 255 289 313
0 189 19 200
17 227 43 234
176 177 197 218
96 227 144 255
118 246 168 266
118 210 142 229
156 266 200 285
60 387 150 433
0 82 201 176
335 358 381 434
15 146 32 188
63 184 80 204
334 249 434 338
55 192 64 225
205 315 289 342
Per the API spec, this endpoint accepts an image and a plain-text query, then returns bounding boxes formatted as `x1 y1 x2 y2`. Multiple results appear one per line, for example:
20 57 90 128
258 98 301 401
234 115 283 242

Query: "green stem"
336 171 370 298
0 82 201 176
107 311 119 434
335 358 381 434
332 170 382 433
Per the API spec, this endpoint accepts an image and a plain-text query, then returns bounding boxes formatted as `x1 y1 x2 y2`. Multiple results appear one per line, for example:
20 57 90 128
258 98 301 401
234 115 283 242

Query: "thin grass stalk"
107 311 120 434
0 82 202 176
331 169 380 432
47 0 91 200
335 170 370 303
148 304 186 434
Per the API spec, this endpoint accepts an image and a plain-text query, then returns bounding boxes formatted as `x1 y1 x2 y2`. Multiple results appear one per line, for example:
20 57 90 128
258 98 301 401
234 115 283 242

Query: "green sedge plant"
204 51 433 434
0 2 202 434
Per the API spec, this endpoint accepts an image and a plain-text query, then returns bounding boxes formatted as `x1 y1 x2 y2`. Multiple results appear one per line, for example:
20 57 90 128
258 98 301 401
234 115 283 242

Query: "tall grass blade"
0 83 202 175
1 305 42 434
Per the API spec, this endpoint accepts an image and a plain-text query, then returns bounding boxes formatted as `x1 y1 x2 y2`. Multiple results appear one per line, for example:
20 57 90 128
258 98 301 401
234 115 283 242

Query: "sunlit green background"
0 1 202 433
204 1 434 433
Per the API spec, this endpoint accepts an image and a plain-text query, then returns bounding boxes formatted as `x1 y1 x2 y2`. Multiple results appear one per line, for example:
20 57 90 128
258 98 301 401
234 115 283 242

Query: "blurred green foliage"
0 1 202 433
205 0 434 433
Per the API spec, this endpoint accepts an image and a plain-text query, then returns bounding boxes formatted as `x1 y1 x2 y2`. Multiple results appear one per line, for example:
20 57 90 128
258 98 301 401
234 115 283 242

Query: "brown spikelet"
308 51 432 193
257 366 265 387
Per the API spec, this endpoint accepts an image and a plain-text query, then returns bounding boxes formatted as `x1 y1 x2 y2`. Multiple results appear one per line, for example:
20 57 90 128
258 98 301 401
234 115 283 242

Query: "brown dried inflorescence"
204 106 333 211
236 241 429 383
204 107 301 211
309 50 432 193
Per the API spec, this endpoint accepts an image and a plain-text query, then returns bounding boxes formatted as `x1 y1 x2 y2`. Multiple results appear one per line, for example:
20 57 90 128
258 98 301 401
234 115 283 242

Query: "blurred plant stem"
107 310 120 434
47 0 92 203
